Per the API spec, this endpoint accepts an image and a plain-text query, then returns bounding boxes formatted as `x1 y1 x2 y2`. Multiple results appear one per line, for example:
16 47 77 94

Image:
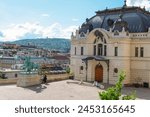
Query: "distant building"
0 69 22 79
2 43 19 49
0 56 22 69
0 49 17 57
71 2 150 87
19 45 37 50
30 57 54 65
53 55 70 69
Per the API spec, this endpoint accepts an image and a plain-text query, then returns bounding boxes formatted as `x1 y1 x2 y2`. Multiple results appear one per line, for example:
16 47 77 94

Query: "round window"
114 68 118 73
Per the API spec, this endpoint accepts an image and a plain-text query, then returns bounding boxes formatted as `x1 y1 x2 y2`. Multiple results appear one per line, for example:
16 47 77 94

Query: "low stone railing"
0 74 70 87
47 74 71 82
0 78 18 85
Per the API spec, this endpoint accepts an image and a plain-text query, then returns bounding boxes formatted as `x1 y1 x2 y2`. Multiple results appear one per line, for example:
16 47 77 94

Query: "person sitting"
41 74 47 84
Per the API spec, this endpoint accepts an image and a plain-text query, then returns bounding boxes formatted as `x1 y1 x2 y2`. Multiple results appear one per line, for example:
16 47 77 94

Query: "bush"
66 67 70 74
122 91 136 100
99 71 136 100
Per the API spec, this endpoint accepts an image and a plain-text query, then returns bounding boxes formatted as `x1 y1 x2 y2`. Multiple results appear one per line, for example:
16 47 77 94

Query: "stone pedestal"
17 77 41 87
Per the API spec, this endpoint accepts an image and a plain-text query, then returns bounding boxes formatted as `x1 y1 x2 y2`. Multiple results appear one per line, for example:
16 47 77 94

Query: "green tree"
99 71 136 100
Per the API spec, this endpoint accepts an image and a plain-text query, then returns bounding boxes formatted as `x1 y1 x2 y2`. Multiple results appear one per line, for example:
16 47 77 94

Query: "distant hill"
11 38 71 53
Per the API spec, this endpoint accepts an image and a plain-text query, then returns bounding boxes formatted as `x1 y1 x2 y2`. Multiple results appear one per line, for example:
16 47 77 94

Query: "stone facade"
70 6 150 87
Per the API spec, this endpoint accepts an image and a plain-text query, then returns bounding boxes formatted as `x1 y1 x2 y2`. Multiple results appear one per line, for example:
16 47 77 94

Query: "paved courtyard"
0 80 150 100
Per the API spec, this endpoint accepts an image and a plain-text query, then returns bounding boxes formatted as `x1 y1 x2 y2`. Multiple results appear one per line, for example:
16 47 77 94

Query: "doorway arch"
95 64 103 82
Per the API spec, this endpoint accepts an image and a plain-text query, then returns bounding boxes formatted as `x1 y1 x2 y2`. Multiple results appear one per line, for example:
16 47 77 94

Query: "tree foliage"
99 71 136 100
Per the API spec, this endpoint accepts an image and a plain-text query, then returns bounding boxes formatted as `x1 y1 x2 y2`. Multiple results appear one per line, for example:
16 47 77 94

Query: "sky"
0 0 150 41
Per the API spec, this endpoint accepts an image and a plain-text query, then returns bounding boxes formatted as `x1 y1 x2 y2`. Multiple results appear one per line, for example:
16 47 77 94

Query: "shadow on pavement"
66 81 94 87
26 84 48 93
122 87 150 100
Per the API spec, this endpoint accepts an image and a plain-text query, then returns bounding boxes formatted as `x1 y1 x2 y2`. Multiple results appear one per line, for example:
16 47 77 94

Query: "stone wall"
0 74 70 87
109 59 131 85
131 60 150 87
0 78 18 85
71 28 150 87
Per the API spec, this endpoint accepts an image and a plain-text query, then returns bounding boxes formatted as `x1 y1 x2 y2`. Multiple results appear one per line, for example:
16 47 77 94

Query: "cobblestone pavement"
0 80 149 100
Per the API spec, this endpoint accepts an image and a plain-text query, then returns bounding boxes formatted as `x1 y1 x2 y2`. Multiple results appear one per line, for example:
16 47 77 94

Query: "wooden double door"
95 64 103 82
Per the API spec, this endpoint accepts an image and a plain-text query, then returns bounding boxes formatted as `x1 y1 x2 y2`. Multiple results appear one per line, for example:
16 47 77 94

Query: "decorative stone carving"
94 30 103 38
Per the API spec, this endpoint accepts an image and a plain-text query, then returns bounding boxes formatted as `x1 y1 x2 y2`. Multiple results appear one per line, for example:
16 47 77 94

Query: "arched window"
98 44 103 56
93 35 107 56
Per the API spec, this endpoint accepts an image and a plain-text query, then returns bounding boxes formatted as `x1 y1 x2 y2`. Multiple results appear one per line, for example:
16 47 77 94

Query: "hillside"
11 38 71 52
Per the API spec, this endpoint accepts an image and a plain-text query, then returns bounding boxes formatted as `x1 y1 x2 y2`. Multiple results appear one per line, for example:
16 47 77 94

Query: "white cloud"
127 0 150 9
41 14 50 17
42 23 77 39
0 22 78 41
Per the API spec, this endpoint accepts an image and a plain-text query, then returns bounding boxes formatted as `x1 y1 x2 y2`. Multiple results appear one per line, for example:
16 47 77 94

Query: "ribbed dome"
79 6 150 34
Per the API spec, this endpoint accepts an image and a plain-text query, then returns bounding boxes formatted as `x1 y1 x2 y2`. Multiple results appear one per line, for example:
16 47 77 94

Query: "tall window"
94 45 96 56
140 47 144 57
104 45 107 56
81 47 84 55
98 44 103 56
94 31 107 56
114 47 118 56
135 47 138 57
75 47 76 55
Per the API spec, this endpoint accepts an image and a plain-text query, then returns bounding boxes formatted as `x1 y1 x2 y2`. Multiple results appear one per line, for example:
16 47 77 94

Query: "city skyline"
0 0 149 41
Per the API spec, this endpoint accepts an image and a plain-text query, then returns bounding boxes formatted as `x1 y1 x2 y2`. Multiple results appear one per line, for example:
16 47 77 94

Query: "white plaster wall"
131 60 150 86
131 41 150 57
70 57 86 81
109 59 131 85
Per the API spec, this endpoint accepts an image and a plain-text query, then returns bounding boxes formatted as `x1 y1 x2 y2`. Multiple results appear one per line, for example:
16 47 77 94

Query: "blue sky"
0 0 149 41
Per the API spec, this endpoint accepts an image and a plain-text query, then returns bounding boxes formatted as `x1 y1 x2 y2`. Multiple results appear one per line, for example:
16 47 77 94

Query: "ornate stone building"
70 2 150 87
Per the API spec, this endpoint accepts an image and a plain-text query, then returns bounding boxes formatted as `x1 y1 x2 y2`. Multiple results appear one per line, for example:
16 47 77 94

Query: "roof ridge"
96 6 150 15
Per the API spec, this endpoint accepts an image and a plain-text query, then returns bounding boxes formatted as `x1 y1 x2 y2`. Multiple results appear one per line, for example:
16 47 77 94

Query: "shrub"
66 67 70 74
99 71 136 100
122 91 136 100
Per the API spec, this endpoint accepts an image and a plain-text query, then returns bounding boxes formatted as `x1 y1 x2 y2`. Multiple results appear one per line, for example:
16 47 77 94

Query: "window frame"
104 45 107 56
135 47 138 57
81 47 84 55
98 44 103 56
94 45 96 56
74 47 76 55
140 47 144 57
114 47 118 56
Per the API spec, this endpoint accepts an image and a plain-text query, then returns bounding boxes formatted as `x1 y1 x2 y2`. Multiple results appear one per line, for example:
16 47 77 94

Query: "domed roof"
79 6 150 34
